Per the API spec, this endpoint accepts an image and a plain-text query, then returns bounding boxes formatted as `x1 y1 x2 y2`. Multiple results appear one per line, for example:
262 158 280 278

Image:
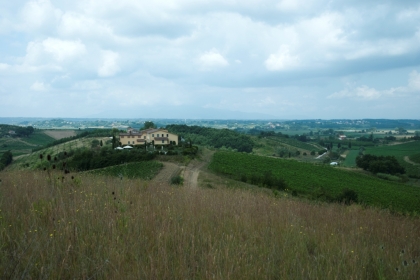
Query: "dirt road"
152 162 182 183
152 148 214 188
404 156 419 166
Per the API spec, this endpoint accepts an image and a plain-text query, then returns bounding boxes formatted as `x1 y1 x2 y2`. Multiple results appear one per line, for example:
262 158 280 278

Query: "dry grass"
43 130 77 140
1 170 419 279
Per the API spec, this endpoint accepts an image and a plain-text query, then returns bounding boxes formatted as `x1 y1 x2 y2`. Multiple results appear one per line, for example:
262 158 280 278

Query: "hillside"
1 168 419 279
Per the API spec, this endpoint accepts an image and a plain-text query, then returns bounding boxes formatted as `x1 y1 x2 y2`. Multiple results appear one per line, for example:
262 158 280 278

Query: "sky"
0 0 420 119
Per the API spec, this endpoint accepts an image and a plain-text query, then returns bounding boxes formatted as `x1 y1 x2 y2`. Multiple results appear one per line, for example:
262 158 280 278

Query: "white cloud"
328 86 382 100
265 45 300 71
20 0 62 31
30 81 47 91
98 50 120 77
198 49 229 69
0 63 10 70
58 12 113 39
329 71 420 101
42 38 87 62
408 70 420 91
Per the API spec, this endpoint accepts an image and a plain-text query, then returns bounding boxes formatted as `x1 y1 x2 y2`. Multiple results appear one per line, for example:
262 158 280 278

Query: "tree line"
166 124 255 153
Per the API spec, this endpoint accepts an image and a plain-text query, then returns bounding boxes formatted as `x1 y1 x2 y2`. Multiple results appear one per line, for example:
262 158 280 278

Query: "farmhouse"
119 128 178 146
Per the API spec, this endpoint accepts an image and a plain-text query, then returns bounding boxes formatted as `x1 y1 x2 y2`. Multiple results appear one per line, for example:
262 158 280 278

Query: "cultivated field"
365 141 420 178
43 130 77 140
209 151 420 213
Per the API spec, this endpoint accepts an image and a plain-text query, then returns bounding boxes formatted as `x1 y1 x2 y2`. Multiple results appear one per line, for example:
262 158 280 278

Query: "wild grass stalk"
0 170 419 279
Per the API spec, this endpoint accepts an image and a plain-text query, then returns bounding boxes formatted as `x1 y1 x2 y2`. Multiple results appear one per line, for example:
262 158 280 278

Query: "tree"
143 121 156 130
356 154 405 175
348 141 352 149
112 134 117 149
100 140 103 147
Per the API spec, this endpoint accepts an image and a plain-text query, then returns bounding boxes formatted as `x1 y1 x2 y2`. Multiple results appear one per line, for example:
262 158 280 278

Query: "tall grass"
1 170 419 279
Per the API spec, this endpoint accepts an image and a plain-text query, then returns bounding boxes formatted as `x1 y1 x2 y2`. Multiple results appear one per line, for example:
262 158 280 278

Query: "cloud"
328 71 420 101
0 63 10 70
265 45 300 71
19 0 62 31
1 0 420 118
42 38 87 62
98 50 120 77
198 49 229 69
408 70 420 90
328 86 382 100
30 81 47 91
58 12 113 39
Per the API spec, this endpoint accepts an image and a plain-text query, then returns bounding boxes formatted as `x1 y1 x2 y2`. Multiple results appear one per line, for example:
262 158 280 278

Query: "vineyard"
266 136 322 151
365 141 420 178
410 153 420 164
87 161 163 180
209 151 420 213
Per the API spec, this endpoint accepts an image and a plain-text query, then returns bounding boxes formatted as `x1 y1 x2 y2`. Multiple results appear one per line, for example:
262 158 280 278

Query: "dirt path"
182 149 214 188
152 148 214 187
182 160 208 188
404 156 419 166
152 162 182 183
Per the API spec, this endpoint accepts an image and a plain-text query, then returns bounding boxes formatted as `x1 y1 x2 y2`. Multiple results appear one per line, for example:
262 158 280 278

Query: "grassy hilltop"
1 170 420 279
1 122 420 278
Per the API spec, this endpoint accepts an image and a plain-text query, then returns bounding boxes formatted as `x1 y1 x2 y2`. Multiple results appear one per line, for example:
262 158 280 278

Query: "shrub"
171 175 183 185
336 188 358 205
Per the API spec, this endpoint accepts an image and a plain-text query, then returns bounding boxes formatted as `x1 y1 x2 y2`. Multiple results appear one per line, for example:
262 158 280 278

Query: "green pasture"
209 151 420 214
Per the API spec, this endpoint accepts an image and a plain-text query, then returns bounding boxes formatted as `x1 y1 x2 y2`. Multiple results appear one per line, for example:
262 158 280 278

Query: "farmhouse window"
157 134 159 137
166 134 168 137
152 134 154 137
162 140 164 143
121 136 124 138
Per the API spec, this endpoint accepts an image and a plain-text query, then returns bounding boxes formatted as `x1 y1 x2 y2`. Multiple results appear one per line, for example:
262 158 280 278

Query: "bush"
171 175 183 185
0 151 13 167
336 188 358 205
356 154 405 175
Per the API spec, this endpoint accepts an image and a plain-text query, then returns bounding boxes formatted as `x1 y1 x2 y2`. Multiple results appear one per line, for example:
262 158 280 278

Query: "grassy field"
365 141 420 178
342 150 359 167
209 151 420 214
10 136 112 170
1 169 419 279
43 130 77 140
87 161 163 180
0 131 55 158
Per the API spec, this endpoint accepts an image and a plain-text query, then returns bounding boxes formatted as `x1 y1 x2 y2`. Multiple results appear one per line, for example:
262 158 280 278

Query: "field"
43 130 77 140
1 169 419 279
342 150 359 167
209 151 420 214
87 161 163 180
0 131 55 158
365 141 420 178
10 136 112 170
266 136 322 151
